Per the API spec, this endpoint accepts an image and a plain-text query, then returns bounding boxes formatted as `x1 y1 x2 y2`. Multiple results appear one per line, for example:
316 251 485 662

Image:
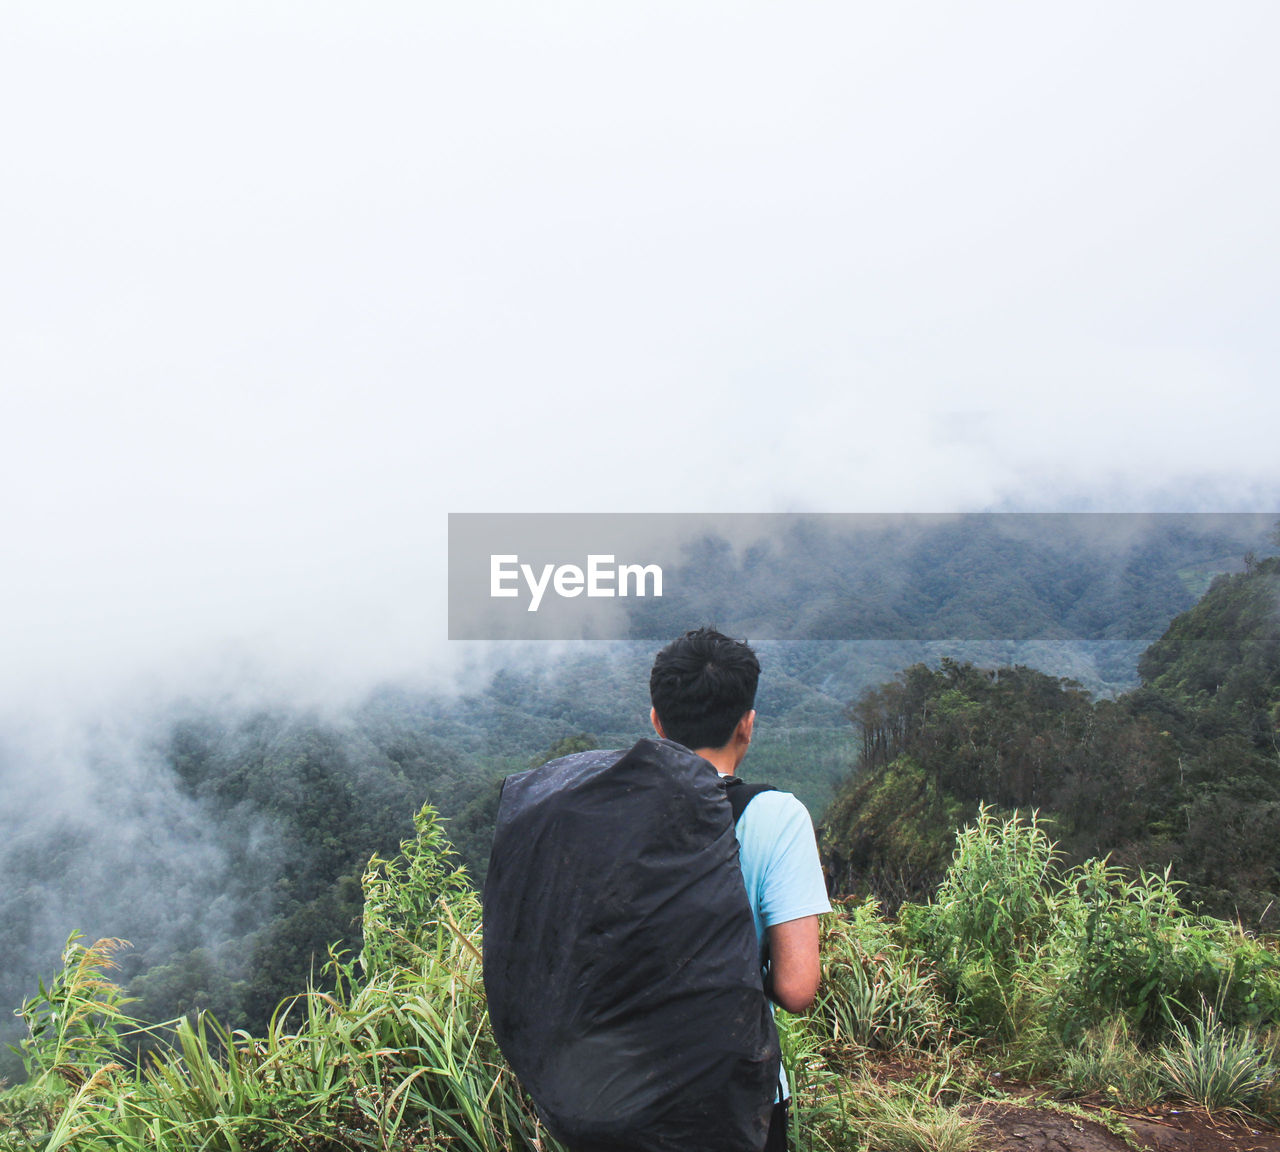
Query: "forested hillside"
822 556 1280 927
0 644 849 1082
0 660 640 1081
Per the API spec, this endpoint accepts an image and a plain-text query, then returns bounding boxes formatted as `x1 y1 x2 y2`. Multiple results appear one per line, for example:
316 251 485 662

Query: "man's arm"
765 914 821 1014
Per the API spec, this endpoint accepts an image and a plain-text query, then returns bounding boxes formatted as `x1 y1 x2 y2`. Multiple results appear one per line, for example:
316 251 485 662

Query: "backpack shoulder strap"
723 777 777 824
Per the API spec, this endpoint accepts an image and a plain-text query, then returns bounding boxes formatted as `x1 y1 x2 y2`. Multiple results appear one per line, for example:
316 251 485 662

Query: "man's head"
649 627 760 752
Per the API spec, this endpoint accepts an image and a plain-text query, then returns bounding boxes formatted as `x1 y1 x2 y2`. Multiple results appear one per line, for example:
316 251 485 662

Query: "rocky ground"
968 1097 1280 1151
844 1057 1280 1152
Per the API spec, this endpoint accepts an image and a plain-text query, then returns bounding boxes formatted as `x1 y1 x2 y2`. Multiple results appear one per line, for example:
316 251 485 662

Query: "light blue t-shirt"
735 789 832 951
729 783 832 1100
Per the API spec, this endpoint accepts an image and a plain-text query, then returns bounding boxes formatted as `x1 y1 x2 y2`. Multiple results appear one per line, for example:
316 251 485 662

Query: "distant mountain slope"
821 556 1280 927
1139 556 1280 740
632 514 1264 647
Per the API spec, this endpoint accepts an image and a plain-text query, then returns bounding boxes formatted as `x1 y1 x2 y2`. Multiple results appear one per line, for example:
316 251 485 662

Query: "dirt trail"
969 1100 1280 1152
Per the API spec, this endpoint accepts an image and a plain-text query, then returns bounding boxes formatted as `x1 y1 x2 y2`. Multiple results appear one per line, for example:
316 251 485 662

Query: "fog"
4 4 1279 708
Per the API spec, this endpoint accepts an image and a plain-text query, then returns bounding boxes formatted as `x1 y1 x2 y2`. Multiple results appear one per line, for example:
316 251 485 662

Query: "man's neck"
695 746 740 776
653 707 753 777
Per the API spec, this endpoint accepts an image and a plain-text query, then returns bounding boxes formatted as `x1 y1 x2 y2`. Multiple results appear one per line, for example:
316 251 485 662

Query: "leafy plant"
925 806 1063 967
899 804 1280 1064
359 802 477 978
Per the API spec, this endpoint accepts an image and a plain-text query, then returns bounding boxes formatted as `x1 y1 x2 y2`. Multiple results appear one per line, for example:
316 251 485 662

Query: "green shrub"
900 805 1280 1057
925 806 1063 964
901 806 1068 1045
1065 859 1280 1035
359 802 478 977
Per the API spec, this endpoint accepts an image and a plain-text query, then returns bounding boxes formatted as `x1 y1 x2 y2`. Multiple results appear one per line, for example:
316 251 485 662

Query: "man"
649 627 831 1152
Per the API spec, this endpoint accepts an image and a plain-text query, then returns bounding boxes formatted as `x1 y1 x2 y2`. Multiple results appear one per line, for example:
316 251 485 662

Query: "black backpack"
482 737 780 1152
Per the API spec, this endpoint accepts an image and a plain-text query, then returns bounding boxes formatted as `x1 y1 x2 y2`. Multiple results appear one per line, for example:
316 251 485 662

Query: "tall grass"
14 935 137 1087
1156 1007 1276 1114
4 802 1279 1150
0 805 553 1152
1055 1017 1163 1104
813 900 951 1060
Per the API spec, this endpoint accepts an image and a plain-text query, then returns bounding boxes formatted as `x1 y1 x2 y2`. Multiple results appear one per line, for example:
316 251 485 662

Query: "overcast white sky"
3 2 1279 704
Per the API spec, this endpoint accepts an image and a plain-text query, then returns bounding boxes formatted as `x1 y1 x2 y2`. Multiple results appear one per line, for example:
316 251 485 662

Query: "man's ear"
650 707 666 738
736 709 756 745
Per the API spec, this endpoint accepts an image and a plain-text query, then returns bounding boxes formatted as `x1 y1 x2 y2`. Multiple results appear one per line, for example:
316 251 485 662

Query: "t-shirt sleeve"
740 791 832 928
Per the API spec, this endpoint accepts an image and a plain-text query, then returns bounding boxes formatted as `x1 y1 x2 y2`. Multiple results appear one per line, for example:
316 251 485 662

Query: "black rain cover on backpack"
482 737 780 1152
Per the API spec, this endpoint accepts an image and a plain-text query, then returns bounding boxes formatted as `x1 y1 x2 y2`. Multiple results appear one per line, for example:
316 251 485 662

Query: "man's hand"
765 914 821 1013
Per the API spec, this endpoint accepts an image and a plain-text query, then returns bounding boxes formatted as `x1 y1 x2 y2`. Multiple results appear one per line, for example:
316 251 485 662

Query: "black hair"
649 627 760 751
